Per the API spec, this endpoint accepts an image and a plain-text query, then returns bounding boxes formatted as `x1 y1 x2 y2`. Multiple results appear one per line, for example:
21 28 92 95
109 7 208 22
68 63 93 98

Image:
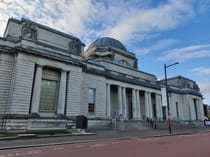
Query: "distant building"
204 104 210 119
0 18 205 132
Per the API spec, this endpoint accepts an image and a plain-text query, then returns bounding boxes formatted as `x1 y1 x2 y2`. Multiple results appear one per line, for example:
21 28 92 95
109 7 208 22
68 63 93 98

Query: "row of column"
106 83 163 120
31 65 67 115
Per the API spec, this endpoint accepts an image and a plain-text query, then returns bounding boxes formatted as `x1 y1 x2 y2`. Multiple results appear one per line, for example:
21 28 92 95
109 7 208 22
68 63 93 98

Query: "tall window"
88 88 96 113
39 68 60 113
117 59 131 68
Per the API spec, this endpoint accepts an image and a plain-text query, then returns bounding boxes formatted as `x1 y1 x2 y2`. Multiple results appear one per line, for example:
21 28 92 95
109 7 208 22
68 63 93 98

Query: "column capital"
132 88 136 91
36 63 44 67
146 91 151 94
61 69 68 72
36 64 43 68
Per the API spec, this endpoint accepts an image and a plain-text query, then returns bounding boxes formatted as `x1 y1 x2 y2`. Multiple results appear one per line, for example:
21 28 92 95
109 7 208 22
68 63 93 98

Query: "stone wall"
0 53 14 116
66 69 82 116
96 60 156 81
81 73 106 117
8 53 35 114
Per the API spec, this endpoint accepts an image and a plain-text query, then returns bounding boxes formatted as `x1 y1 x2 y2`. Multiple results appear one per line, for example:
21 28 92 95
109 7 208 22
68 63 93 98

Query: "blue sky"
0 0 210 105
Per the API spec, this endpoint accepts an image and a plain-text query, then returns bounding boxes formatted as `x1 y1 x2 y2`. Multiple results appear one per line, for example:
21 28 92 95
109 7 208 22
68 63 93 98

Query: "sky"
0 0 210 105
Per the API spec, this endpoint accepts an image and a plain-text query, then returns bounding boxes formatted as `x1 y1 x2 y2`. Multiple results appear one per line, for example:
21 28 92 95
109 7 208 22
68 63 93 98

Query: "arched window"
117 59 131 67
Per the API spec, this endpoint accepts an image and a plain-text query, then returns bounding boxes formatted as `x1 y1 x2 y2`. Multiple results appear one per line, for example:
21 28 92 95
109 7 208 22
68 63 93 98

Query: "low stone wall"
0 118 68 133
27 119 67 132
0 119 28 133
87 119 112 129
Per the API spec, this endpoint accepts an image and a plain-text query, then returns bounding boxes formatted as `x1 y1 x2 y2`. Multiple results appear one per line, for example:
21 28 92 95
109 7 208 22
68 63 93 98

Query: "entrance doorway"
126 88 133 120
151 93 157 119
162 106 166 120
128 95 133 119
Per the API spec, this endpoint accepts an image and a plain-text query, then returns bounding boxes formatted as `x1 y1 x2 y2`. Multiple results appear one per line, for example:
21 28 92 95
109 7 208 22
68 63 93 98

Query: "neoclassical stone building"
0 18 204 132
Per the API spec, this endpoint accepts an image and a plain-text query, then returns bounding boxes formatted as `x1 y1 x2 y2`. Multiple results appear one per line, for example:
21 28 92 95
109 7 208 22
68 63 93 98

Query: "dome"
87 37 127 51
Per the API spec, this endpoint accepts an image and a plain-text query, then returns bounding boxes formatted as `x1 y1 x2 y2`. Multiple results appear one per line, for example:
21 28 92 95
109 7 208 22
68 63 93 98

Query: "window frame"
88 88 96 114
39 79 59 113
38 68 60 115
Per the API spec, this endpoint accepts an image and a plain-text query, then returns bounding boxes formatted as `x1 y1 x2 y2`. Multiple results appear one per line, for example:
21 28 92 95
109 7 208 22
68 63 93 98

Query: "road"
0 132 210 157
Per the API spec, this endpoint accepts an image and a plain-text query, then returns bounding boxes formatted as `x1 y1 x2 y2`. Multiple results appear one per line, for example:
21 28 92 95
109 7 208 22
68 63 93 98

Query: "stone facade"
0 18 205 132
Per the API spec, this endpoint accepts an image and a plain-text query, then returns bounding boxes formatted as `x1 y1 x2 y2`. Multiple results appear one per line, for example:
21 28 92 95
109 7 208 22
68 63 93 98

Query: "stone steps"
111 120 149 131
110 120 205 131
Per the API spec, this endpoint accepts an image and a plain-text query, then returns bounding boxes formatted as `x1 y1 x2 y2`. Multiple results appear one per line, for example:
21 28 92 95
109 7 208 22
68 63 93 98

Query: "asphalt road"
0 132 210 157
0 127 209 150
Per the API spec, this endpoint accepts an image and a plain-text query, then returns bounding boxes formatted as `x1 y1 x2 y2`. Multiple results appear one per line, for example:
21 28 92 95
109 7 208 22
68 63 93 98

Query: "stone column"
155 94 159 119
122 87 127 118
159 94 163 119
189 96 195 121
156 94 162 119
198 99 204 120
145 91 152 118
145 91 149 118
31 65 43 113
132 89 137 119
106 83 111 117
148 92 152 118
118 86 123 115
136 90 141 119
57 70 67 114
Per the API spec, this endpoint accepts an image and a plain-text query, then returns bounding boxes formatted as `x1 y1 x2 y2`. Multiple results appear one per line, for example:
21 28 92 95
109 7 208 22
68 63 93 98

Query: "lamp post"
164 62 179 134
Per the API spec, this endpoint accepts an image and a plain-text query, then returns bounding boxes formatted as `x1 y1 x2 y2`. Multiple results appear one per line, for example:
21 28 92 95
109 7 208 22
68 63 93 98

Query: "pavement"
0 126 210 150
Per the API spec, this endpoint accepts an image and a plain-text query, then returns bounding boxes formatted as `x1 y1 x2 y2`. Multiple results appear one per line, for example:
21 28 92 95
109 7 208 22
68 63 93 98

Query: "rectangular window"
39 68 60 113
39 80 58 112
88 88 96 113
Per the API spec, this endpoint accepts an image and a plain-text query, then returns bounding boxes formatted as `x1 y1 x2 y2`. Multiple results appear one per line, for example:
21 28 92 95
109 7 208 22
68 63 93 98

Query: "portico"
106 83 163 120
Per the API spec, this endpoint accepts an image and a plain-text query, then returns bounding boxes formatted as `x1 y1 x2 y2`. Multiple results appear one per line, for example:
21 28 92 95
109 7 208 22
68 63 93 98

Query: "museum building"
0 18 204 132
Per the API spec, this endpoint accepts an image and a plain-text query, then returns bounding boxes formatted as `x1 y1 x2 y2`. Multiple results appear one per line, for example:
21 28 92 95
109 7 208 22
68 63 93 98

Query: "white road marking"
111 142 119 144
52 147 64 150
178 134 194 138
141 138 156 142
75 145 85 148
0 149 42 157
27 150 42 154
15 154 21 156
90 143 107 147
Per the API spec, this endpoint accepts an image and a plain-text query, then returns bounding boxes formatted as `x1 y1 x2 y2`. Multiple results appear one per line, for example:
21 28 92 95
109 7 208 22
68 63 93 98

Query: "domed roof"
87 37 127 51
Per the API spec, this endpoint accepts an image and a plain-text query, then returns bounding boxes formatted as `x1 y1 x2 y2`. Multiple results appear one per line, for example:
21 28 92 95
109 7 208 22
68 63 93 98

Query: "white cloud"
196 0 210 14
136 38 179 55
198 80 210 104
104 0 195 43
0 0 200 45
192 67 210 75
157 44 210 62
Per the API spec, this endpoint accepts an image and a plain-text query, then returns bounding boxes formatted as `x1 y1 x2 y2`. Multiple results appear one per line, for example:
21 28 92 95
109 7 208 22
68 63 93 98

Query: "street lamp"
164 62 179 134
